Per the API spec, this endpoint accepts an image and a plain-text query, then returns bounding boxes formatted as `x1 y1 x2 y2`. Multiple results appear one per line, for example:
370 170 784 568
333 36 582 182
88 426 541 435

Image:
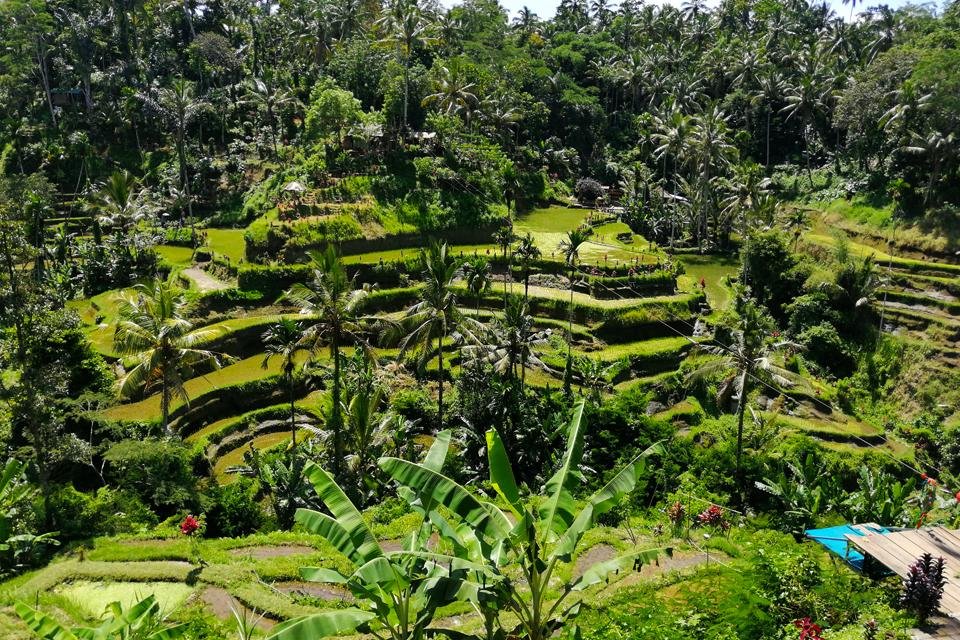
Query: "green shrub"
202 479 265 538
800 322 856 377
104 440 199 515
47 485 157 539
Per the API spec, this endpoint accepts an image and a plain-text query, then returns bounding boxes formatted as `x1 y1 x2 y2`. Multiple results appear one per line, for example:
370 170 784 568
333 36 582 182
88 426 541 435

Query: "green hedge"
237 263 313 294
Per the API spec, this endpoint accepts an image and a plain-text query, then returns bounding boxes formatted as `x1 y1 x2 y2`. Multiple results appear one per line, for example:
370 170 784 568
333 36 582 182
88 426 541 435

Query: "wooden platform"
846 527 960 616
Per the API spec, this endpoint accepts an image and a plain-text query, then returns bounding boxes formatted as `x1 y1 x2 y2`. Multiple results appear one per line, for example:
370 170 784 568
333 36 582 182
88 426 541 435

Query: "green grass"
773 413 883 441
213 431 293 482
202 228 247 262
676 254 739 311
6 561 194 599
805 233 960 275
56 581 195 619
103 353 299 422
586 336 694 362
814 197 894 228
156 245 195 267
342 244 495 263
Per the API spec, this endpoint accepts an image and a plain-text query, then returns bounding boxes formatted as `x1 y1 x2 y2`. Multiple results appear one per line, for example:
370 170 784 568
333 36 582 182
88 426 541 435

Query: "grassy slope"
103 353 301 422
203 228 247 262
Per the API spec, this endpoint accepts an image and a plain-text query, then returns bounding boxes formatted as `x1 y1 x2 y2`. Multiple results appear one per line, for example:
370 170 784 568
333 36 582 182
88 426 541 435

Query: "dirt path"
199 587 275 631
228 545 316 559
182 267 231 292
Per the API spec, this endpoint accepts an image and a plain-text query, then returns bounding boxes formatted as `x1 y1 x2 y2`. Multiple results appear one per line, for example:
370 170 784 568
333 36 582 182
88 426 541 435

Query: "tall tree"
113 280 225 435
285 247 370 478
377 0 435 131
262 318 308 447
687 297 796 502
140 79 207 217
395 241 460 428
559 227 591 395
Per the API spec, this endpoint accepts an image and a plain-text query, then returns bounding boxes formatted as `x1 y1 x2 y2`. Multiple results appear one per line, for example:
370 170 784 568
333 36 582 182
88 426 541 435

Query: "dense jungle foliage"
1 0 960 637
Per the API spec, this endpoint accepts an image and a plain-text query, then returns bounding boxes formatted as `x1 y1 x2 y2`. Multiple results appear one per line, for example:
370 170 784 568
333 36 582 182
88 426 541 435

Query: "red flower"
180 515 200 536
954 491 960 502
794 617 824 640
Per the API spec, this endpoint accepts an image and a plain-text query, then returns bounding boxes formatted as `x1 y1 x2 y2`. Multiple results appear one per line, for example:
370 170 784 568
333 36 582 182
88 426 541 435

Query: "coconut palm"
460 256 491 318
86 170 154 234
113 279 226 435
394 241 460 428
687 298 798 501
783 207 811 250
245 72 299 159
376 0 436 131
422 65 479 126
752 71 786 167
285 247 370 478
781 72 829 187
559 227 592 395
493 225 516 307
261 318 308 447
465 298 552 391
514 232 541 304
140 78 207 217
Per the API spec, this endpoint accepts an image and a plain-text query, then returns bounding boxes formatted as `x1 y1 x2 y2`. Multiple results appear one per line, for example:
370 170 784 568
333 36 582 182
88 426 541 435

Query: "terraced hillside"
76 203 927 486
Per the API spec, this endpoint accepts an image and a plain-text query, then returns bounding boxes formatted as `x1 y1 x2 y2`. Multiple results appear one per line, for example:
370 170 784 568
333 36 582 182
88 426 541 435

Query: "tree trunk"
176 129 193 218
735 367 750 505
765 109 771 167
332 338 342 477
564 265 575 396
162 370 172 436
36 38 57 128
289 374 297 448
436 326 444 430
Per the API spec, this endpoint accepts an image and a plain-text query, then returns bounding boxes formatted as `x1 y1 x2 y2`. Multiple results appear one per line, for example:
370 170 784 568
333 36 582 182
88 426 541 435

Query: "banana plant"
267 432 488 640
15 594 187 639
379 400 668 640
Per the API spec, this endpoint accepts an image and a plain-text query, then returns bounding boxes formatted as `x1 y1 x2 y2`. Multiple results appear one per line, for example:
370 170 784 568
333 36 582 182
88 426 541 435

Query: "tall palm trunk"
564 264 575 396
735 367 750 505
288 373 297 448
161 369 172 436
436 321 445 429
765 109 772 167
331 337 342 477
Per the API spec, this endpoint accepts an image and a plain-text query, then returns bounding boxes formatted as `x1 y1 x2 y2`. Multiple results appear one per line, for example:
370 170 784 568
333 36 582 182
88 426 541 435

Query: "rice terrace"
1 0 960 638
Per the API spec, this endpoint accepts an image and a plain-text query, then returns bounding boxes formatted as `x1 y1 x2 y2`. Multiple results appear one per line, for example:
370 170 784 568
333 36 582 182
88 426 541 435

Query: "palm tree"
689 105 737 251
140 78 207 217
343 385 385 501
422 65 479 128
493 225 516 307
376 0 435 131
466 298 551 391
687 298 797 501
245 73 299 159
395 241 460 428
113 280 225 435
86 170 153 234
781 73 829 187
576 356 614 404
783 207 811 250
752 71 786 167
285 247 370 478
261 318 308 447
514 232 541 304
559 227 592 395
461 256 491 318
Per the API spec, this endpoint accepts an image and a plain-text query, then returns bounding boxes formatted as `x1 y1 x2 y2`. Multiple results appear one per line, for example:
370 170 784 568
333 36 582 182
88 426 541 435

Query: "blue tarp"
805 524 890 570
